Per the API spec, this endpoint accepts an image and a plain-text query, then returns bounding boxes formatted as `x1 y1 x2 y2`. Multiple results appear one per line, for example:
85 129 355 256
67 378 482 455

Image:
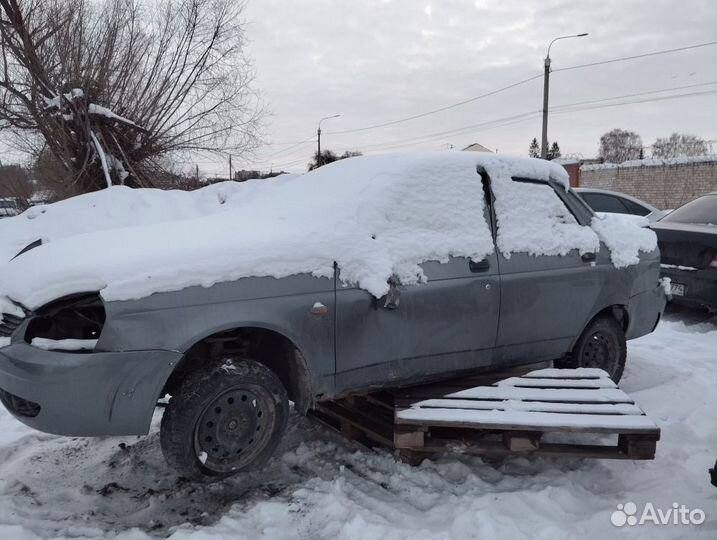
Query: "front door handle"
581 252 596 262
469 259 490 272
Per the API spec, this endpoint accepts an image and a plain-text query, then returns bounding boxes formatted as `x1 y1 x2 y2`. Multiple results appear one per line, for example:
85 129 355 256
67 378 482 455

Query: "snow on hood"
1 151 647 314
0 180 275 264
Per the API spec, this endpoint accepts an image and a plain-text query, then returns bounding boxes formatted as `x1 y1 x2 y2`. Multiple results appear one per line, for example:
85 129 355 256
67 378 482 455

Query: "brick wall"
579 159 717 210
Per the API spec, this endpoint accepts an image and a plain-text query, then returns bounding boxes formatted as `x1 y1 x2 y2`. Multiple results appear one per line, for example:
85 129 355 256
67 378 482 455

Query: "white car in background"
574 188 669 221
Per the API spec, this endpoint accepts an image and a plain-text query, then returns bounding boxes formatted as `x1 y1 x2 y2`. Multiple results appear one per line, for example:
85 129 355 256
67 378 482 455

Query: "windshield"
660 194 716 226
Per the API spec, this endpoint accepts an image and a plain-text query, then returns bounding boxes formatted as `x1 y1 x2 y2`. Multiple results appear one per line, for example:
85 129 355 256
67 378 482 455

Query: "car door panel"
334 251 500 393
492 179 602 364
495 250 601 362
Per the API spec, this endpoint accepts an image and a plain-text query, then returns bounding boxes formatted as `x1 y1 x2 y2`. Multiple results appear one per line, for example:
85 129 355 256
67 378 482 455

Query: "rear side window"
490 178 599 258
580 192 630 214
661 194 717 225
620 198 651 216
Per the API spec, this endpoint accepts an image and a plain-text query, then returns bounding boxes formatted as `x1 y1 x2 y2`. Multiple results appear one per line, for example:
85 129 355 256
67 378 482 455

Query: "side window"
580 192 630 214
490 177 599 258
620 198 651 216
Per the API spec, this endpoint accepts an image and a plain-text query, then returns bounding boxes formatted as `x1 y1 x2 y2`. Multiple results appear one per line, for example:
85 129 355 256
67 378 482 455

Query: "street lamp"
541 33 588 159
317 114 341 167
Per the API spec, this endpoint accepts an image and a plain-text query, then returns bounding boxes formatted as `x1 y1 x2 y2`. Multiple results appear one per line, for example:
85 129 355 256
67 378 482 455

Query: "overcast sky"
1 0 716 175
223 0 717 173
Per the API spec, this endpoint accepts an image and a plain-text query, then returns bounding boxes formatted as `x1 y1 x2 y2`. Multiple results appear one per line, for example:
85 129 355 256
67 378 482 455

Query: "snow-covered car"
0 152 666 480
651 192 717 311
574 188 668 221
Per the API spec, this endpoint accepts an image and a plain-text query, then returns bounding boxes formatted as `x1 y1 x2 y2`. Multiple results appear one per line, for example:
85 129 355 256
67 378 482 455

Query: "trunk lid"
650 222 717 269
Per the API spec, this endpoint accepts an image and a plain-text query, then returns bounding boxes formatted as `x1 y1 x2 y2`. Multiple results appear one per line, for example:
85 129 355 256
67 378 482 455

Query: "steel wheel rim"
581 330 618 375
193 385 275 474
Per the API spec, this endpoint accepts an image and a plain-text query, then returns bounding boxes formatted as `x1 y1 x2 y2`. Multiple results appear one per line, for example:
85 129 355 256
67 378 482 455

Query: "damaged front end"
0 291 181 436
1 292 105 352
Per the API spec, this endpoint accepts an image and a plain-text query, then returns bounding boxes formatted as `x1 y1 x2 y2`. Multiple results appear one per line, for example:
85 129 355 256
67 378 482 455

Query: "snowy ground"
0 307 715 540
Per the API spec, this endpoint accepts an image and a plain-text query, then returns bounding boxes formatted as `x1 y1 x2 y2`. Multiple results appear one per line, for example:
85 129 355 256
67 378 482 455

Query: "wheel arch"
161 324 314 414
571 304 629 349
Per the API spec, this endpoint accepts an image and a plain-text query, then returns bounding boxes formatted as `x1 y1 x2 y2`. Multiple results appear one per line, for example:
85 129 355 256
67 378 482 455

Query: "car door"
334 192 500 394
492 177 602 364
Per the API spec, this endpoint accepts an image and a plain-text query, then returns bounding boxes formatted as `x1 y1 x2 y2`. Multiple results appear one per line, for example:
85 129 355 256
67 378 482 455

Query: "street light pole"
541 33 588 159
317 114 341 167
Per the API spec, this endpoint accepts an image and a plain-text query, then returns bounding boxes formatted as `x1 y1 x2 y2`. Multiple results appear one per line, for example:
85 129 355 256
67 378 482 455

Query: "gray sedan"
0 154 667 480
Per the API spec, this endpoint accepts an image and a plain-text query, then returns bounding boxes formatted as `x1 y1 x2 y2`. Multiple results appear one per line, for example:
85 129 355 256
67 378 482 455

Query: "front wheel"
563 316 627 382
160 358 289 481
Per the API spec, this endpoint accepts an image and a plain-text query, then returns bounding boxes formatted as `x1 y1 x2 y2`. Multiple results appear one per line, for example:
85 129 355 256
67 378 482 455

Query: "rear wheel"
562 315 627 382
160 358 288 481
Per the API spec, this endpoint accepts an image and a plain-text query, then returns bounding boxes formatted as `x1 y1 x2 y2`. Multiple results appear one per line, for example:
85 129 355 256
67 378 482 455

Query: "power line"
550 80 717 110
246 43 717 166
347 87 716 155
249 87 716 166
358 111 541 152
324 41 717 136
253 42 717 161
258 137 315 159
553 40 717 72
551 88 717 114
364 115 542 153
324 74 543 135
267 155 311 170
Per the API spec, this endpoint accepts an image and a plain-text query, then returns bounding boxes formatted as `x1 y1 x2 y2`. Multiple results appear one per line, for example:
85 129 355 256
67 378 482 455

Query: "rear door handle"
581 252 596 262
469 259 490 272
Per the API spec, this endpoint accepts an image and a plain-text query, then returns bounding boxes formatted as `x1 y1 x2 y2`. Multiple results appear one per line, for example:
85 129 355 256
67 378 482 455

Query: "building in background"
462 143 493 152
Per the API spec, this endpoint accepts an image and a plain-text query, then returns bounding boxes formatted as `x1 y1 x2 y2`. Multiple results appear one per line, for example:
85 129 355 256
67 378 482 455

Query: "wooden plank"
365 393 395 412
503 431 541 451
497 377 617 389
618 433 659 459
406 398 644 415
445 386 633 403
396 408 659 434
399 449 426 466
316 401 394 447
522 368 609 379
394 429 425 449
410 438 655 460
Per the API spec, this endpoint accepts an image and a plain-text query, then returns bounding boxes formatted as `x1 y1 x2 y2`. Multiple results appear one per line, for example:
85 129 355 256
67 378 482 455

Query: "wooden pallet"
311 367 660 465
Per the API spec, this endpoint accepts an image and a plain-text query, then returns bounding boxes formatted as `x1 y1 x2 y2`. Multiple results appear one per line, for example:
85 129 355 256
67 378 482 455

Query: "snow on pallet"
312 367 660 464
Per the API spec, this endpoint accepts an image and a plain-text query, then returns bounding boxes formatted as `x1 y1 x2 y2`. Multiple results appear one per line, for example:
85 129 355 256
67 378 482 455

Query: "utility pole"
195 164 199 181
228 155 233 180
541 33 588 159
317 114 341 168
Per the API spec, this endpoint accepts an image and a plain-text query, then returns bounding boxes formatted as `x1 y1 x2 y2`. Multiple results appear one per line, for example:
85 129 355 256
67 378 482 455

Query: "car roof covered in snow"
0 151 652 317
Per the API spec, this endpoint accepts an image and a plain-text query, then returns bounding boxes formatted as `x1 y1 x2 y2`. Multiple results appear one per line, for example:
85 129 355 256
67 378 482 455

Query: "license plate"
670 283 686 296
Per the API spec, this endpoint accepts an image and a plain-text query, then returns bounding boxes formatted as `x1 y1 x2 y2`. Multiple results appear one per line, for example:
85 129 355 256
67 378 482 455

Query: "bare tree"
0 0 262 194
308 150 362 171
651 133 708 159
0 163 33 208
598 129 643 164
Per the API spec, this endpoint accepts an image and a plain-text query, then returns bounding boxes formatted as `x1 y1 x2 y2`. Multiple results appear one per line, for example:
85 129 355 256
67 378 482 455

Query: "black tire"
160 358 289 481
568 315 627 382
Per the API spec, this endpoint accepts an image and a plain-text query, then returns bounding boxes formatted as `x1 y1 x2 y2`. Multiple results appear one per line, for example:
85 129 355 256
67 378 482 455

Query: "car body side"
0 172 666 437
